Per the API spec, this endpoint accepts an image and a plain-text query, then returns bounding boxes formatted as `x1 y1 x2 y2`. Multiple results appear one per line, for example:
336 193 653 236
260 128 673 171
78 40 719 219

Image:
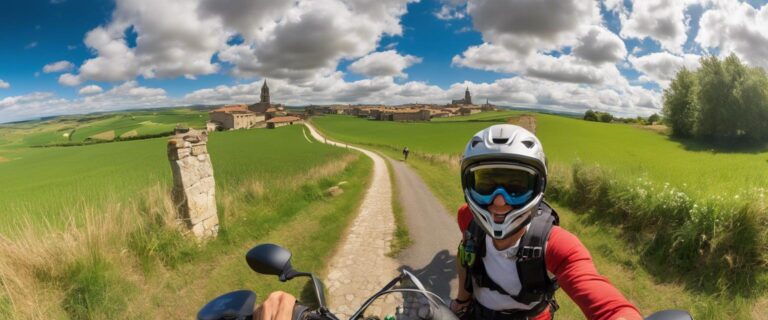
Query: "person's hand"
449 298 471 314
254 291 296 320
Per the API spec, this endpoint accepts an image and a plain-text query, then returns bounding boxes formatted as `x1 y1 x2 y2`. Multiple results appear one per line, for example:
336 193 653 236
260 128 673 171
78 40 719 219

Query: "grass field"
0 125 349 235
0 108 207 148
0 121 373 318
312 113 768 198
311 113 768 319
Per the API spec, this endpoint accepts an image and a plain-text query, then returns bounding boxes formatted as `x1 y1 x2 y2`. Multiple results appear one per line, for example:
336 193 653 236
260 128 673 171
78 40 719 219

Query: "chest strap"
461 201 559 305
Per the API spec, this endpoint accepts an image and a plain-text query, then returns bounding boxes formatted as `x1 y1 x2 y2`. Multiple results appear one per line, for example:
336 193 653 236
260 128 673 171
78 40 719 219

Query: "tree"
647 113 661 124
598 112 613 123
737 67 768 141
583 110 598 121
663 67 697 137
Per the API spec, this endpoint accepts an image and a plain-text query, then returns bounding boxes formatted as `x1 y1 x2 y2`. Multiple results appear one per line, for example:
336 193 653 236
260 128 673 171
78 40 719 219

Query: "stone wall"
167 129 219 239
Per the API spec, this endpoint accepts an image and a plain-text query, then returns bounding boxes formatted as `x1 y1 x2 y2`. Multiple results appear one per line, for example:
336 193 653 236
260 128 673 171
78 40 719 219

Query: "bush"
548 163 768 293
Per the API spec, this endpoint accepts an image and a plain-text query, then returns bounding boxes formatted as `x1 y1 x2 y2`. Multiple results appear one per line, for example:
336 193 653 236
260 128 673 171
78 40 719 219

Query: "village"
206 81 497 131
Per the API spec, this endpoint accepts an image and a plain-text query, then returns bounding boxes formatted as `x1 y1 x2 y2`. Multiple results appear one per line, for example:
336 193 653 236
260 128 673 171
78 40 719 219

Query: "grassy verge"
0 146 372 318
310 117 767 319
547 162 768 297
551 202 755 320
124 153 374 318
381 153 412 257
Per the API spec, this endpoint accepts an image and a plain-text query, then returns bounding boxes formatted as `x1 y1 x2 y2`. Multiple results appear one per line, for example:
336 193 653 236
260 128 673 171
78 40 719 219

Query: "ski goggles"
464 164 539 206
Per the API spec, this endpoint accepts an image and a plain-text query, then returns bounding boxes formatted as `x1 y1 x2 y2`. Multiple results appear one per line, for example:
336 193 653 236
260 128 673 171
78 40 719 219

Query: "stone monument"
167 128 219 239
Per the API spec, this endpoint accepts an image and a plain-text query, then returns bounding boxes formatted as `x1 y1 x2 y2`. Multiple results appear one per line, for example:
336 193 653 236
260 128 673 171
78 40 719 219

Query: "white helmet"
460 124 547 240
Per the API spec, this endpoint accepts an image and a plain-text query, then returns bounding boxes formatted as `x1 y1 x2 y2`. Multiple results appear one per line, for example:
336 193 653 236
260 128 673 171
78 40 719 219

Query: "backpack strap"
461 220 486 293
515 201 558 304
462 200 560 305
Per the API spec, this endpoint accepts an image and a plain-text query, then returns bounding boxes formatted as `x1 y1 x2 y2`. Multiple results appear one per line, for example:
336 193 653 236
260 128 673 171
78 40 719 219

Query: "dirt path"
303 124 400 318
387 158 461 302
305 123 460 314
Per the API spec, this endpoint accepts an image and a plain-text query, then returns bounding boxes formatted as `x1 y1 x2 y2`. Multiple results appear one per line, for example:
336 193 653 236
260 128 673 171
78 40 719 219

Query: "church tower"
464 87 472 105
260 79 270 104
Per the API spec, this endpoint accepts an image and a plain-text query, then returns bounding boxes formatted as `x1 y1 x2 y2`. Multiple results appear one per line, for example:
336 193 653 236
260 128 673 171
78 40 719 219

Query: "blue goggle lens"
465 166 538 206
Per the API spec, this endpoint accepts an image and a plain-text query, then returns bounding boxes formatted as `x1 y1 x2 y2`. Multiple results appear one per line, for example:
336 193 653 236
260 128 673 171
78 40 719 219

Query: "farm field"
312 113 768 198
311 112 768 319
0 124 349 235
0 117 373 319
0 108 207 148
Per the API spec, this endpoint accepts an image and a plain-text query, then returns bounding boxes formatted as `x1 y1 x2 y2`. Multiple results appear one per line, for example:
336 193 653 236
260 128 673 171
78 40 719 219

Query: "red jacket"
458 204 642 320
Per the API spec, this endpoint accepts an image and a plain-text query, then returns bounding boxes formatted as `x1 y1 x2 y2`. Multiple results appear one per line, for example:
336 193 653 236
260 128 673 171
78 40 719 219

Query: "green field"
0 108 207 148
0 117 374 319
0 125 349 234
312 113 768 198
311 112 768 319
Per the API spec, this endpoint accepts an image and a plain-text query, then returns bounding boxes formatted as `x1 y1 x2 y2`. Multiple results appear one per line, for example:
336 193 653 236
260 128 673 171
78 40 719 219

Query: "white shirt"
473 232 542 311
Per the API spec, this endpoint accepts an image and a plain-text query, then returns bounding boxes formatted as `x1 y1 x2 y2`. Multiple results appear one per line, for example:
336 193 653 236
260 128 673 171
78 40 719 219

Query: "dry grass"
119 130 138 139
89 130 115 141
507 114 537 133
0 185 182 319
633 124 670 135
290 153 358 188
0 152 362 319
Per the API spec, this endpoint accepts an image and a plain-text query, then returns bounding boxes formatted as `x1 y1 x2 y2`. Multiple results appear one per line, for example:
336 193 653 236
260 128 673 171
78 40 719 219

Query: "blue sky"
1 0 767 122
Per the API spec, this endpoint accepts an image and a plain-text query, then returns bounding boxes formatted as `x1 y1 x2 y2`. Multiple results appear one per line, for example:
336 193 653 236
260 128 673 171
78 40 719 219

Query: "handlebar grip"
292 303 310 320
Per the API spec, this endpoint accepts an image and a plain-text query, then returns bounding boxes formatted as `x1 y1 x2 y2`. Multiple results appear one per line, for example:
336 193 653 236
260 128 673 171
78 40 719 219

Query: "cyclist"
451 124 642 320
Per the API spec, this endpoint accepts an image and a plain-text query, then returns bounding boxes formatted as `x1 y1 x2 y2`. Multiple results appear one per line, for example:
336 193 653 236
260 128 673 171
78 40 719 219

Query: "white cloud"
58 73 82 87
67 0 415 83
696 0 768 69
43 60 75 73
0 82 169 123
618 0 698 54
183 74 660 118
215 0 415 80
467 0 600 54
0 79 9 89
452 1 630 86
25 42 38 49
348 50 422 78
572 26 627 64
629 52 701 87
435 2 466 20
70 0 226 83
452 43 626 85
78 85 104 95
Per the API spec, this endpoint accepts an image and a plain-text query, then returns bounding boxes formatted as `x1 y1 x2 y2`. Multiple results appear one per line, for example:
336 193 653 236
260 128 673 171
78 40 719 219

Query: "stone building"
390 109 431 121
248 80 272 114
481 99 497 111
208 105 263 131
451 87 473 105
266 116 303 129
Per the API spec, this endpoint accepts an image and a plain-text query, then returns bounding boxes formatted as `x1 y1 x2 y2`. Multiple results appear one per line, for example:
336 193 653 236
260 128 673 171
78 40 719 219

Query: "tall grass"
0 152 368 318
548 162 768 295
312 113 768 317
0 126 349 235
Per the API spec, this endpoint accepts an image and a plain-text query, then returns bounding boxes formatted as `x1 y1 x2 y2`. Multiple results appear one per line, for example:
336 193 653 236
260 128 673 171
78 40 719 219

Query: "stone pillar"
167 128 219 239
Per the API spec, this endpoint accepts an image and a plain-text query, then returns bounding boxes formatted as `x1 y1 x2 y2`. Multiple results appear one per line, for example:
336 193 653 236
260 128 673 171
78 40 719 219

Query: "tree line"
664 54 768 144
583 109 660 125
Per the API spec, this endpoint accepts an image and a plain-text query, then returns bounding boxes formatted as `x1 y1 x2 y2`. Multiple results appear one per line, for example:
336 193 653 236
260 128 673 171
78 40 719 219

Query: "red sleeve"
544 227 642 320
457 204 473 234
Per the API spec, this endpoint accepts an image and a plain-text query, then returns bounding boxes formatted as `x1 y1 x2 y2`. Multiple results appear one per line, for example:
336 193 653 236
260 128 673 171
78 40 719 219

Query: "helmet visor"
464 164 539 206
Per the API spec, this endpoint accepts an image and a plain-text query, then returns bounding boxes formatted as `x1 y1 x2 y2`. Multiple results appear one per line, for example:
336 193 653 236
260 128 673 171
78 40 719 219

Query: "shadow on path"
398 250 457 301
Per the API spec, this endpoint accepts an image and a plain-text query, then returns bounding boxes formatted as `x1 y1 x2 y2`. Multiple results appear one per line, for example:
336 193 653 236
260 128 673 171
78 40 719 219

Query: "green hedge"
548 162 768 295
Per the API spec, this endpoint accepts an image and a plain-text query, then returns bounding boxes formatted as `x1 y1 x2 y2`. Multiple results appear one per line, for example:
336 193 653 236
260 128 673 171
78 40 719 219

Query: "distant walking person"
402 147 410 161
